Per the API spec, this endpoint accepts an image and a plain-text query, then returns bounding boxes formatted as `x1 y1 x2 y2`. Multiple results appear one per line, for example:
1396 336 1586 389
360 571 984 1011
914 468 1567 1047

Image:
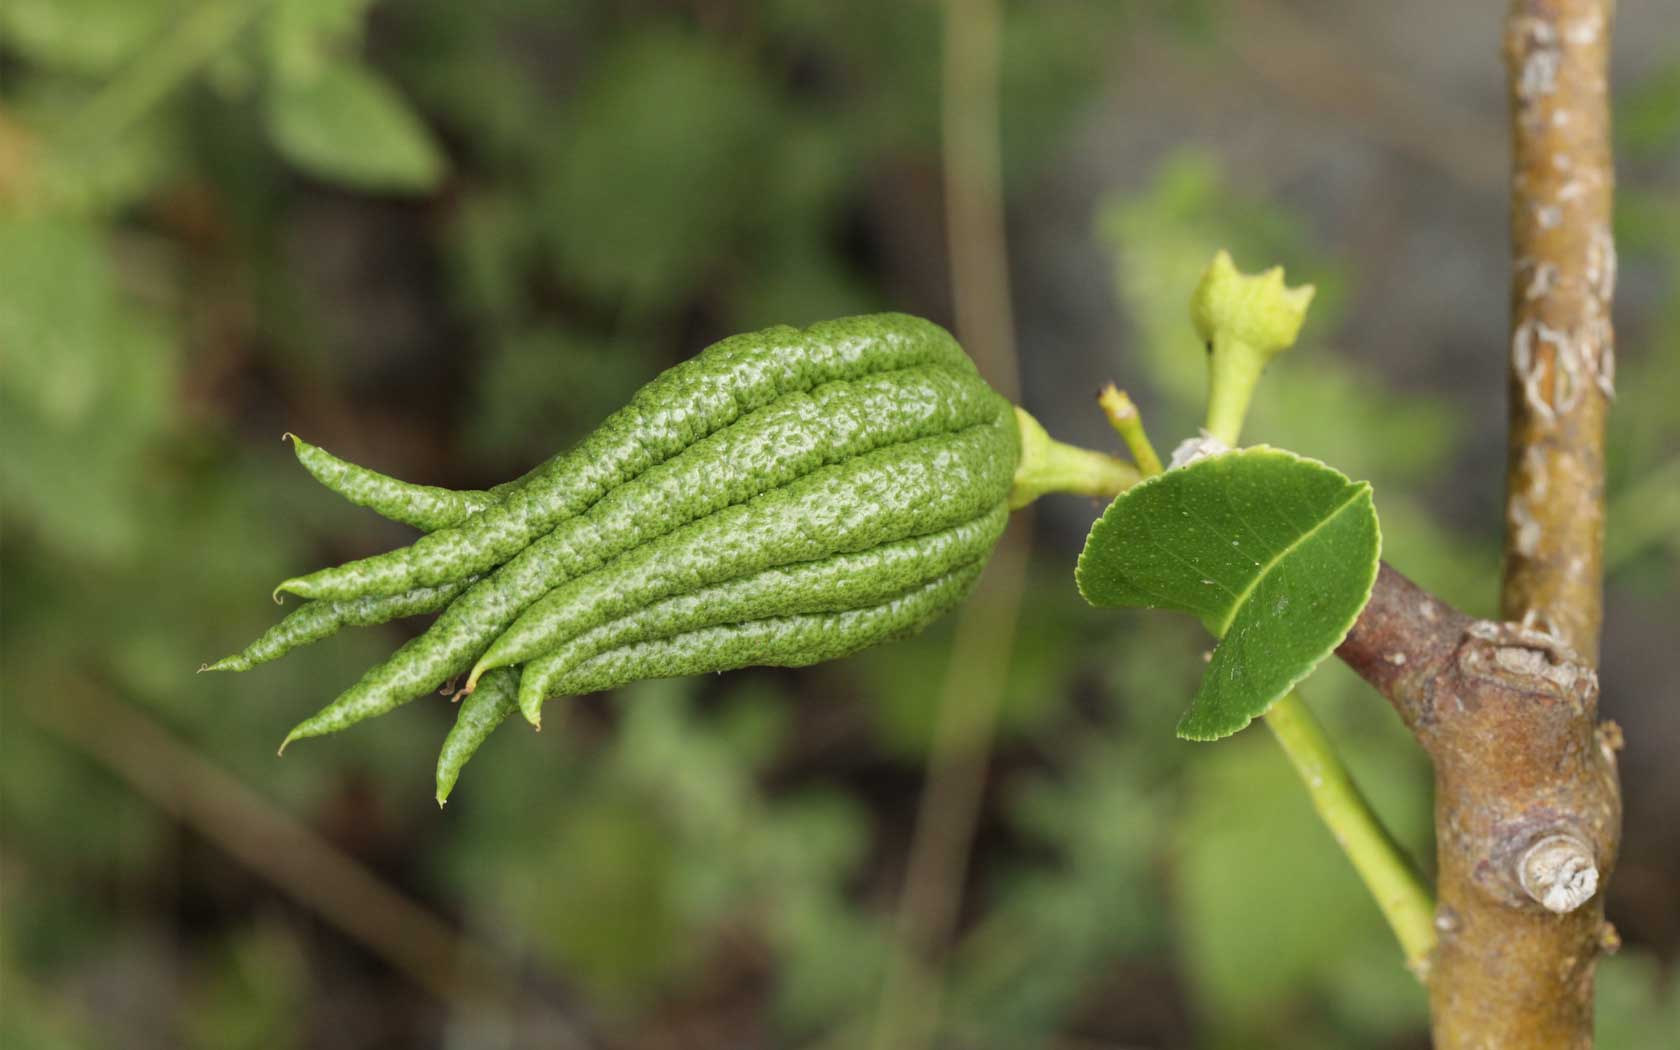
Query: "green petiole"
1189 250 1435 976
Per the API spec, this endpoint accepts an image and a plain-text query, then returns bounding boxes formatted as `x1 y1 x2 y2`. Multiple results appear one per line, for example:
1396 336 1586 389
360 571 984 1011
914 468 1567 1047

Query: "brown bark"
1331 3 1623 1044
1501 0 1616 663
1340 564 1621 1047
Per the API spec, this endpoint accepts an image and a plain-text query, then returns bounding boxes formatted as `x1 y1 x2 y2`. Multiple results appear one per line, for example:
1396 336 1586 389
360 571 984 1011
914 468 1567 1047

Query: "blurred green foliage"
2 2 1676 1048
0 213 175 561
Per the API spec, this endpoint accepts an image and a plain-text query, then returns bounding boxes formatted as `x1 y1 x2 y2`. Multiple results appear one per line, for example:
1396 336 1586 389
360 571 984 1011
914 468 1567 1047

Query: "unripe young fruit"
212 315 1030 801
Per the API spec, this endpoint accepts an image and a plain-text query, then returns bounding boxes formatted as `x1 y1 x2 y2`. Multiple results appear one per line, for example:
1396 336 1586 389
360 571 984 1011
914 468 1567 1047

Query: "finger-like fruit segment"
289 435 499 533
434 666 519 806
539 562 987 702
245 315 1021 802
275 315 977 602
206 579 473 672
511 506 1007 720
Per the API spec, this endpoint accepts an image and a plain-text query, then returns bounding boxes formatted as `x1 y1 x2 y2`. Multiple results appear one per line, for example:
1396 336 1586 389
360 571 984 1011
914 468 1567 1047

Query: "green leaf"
538 32 781 306
265 58 445 192
1175 733 1428 1036
266 0 374 85
1076 447 1380 740
1618 60 1680 161
1596 951 1680 1050
0 214 175 562
0 0 179 75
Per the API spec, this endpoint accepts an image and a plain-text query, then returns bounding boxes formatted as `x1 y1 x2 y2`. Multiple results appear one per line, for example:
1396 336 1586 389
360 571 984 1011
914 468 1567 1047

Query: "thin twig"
58 0 273 149
26 683 589 1044
1263 691 1435 975
1500 0 1616 663
1379 3 1625 1044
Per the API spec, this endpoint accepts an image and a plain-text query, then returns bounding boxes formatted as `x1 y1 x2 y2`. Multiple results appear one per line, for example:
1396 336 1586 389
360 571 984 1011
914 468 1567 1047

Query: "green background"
3 2 1677 1047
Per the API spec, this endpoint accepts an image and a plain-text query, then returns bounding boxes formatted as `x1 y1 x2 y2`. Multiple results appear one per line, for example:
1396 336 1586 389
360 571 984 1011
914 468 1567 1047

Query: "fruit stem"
1007 407 1139 509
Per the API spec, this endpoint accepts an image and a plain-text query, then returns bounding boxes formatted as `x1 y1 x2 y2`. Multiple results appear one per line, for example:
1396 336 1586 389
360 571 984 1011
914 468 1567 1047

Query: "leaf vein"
1211 484 1368 637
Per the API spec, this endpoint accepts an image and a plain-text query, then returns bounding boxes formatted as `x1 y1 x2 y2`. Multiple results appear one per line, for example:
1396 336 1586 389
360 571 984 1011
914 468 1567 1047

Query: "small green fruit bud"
1191 249 1316 361
1195 250 1317 446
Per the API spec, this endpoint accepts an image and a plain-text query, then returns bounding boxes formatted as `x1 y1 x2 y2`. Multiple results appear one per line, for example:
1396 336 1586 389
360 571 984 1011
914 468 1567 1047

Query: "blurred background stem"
25 680 574 1031
868 1 1024 1047
59 0 271 149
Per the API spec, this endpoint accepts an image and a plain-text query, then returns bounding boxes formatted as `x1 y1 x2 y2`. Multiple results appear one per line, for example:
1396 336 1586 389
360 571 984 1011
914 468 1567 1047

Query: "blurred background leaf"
266 57 445 192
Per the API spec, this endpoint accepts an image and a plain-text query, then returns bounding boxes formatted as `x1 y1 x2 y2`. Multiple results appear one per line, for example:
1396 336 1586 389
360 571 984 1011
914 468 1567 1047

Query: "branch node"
1598 921 1622 954
1518 833 1599 913
1595 718 1623 753
1460 620 1596 705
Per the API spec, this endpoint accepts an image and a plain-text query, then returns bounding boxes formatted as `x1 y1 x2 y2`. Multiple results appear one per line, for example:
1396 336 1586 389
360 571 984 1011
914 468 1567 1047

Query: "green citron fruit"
210 315 1023 802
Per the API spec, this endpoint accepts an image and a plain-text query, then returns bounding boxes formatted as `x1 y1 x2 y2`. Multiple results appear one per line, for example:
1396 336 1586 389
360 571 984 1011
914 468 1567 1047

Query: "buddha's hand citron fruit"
210 315 1022 802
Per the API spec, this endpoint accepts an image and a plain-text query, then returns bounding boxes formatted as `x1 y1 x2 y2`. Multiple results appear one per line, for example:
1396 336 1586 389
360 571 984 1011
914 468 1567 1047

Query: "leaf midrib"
1209 483 1370 638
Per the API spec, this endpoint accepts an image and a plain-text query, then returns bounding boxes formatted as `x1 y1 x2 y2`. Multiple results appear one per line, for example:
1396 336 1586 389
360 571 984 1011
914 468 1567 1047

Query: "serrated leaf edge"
1176 484 1381 741
1072 446 1383 741
1076 445 1353 609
